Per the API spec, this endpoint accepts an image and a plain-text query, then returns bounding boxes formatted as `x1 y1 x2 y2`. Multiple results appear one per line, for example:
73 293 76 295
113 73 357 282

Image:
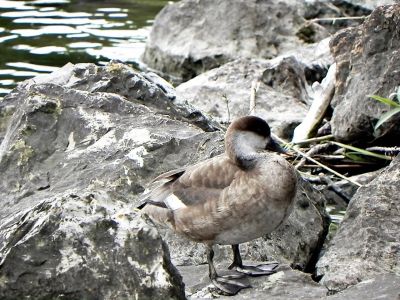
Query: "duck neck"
226 133 259 169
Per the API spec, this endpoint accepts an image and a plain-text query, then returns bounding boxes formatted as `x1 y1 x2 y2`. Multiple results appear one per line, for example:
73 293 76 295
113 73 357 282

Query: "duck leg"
228 244 278 276
207 245 250 295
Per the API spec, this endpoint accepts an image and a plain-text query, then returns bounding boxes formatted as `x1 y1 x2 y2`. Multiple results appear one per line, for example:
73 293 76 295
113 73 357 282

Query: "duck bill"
265 138 287 154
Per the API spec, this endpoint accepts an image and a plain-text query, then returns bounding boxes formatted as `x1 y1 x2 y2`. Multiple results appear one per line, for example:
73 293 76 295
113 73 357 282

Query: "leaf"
374 107 400 130
397 87 400 103
344 152 371 162
331 141 392 161
368 94 400 107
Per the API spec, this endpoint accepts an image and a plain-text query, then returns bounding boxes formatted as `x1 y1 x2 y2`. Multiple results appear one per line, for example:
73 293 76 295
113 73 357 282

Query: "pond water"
0 0 173 99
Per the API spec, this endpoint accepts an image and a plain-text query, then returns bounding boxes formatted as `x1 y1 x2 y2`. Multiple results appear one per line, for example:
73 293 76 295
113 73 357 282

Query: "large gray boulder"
330 4 400 144
0 62 225 299
316 155 400 292
23 62 220 132
176 57 310 139
0 192 184 300
142 0 327 82
142 0 395 83
176 38 334 139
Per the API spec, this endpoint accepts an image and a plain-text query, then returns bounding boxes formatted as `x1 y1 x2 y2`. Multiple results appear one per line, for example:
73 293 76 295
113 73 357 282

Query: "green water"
0 0 173 98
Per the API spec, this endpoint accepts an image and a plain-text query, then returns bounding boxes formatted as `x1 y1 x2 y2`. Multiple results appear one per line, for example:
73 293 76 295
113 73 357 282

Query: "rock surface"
0 192 184 300
0 62 229 299
336 0 398 11
176 57 310 139
330 4 400 144
0 91 17 145
180 264 400 299
326 273 400 300
316 154 400 292
142 0 395 83
318 170 381 210
180 264 328 299
142 0 317 82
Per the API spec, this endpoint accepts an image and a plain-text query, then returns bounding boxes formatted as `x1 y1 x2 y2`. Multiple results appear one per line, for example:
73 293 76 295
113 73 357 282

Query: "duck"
138 116 298 295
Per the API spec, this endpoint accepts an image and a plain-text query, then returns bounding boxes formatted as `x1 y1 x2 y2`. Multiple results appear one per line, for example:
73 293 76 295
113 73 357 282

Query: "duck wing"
150 168 186 183
139 154 240 209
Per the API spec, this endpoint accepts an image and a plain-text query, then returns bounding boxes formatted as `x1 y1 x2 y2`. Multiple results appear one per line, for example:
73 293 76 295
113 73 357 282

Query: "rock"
142 0 330 82
0 64 78 145
330 4 400 144
3 61 221 133
296 21 331 44
316 154 400 292
0 99 13 145
261 57 310 104
286 38 334 78
0 83 220 214
326 273 400 300
0 62 228 299
180 264 328 299
142 0 397 83
64 62 221 132
176 57 310 139
303 0 397 35
0 192 184 300
180 264 400 299
319 170 381 209
332 0 398 12
303 0 363 35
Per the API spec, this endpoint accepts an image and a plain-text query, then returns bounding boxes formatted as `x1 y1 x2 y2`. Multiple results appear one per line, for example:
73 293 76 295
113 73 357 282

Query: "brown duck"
138 116 298 295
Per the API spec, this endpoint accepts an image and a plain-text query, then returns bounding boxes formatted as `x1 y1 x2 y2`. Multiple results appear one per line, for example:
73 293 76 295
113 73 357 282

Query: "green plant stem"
272 134 363 187
292 134 333 146
331 141 392 161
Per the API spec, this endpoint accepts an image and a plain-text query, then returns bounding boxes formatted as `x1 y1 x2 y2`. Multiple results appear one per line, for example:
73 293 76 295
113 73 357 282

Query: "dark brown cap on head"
228 116 271 138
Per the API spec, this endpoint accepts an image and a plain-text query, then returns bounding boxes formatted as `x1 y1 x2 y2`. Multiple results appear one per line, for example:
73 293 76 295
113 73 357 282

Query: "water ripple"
0 0 175 99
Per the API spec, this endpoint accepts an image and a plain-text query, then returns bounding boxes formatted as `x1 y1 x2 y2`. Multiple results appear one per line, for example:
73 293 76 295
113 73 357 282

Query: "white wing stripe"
165 194 187 210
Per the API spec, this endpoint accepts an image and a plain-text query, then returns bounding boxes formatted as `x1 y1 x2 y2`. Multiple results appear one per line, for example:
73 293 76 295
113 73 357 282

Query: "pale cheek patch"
165 194 186 210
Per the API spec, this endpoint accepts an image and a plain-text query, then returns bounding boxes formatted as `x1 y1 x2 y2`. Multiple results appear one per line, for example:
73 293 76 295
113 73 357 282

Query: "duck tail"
137 183 176 228
136 182 172 210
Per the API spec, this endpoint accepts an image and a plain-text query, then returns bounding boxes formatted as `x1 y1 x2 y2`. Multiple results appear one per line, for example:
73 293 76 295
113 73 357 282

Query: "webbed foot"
211 272 250 295
207 245 251 295
234 262 278 276
228 244 279 276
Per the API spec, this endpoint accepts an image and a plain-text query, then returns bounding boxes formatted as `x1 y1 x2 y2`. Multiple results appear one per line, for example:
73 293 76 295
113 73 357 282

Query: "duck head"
225 116 285 169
